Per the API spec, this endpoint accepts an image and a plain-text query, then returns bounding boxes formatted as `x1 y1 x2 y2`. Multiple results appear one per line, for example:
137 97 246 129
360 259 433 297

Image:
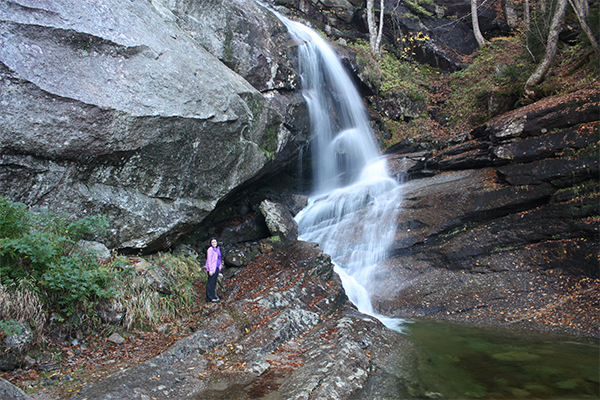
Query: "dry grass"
0 281 46 338
117 276 163 330
109 253 205 330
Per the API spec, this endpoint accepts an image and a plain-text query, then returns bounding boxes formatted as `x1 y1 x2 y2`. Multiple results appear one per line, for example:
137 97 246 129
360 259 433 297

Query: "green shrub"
0 231 57 282
0 197 113 328
0 197 108 284
39 254 115 321
0 198 30 239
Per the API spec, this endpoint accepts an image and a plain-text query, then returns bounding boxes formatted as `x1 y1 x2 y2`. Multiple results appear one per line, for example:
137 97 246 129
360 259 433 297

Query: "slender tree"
524 0 569 96
524 0 530 30
367 0 385 55
377 0 384 52
568 0 599 58
471 0 488 48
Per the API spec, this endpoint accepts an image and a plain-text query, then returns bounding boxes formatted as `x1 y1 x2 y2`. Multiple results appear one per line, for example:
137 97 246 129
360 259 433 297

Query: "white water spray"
279 15 407 331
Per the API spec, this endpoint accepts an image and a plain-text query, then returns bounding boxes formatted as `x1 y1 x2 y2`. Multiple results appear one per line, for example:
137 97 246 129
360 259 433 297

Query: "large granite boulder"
154 0 295 93
151 0 311 175
0 0 298 251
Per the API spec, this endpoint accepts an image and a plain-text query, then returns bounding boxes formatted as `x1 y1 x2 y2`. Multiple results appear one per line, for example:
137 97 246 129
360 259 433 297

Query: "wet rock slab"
68 241 422 400
375 92 599 339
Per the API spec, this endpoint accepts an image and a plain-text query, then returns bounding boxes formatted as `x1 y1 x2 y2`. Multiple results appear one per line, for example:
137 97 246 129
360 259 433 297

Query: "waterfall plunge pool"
396 318 599 399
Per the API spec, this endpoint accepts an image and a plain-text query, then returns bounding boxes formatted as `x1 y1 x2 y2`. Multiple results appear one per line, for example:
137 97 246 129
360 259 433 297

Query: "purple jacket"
206 246 222 274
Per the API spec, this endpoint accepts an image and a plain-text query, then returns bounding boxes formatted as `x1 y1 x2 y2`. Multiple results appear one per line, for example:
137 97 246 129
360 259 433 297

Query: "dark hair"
210 237 218 244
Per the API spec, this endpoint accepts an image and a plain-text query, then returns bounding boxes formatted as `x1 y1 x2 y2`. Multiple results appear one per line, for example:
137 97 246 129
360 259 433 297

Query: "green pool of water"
400 319 599 399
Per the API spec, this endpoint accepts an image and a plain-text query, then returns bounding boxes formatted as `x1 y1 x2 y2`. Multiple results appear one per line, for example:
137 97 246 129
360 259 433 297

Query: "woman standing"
205 237 222 302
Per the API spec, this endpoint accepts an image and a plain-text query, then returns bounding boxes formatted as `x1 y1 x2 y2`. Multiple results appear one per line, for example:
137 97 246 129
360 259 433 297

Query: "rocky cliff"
0 0 509 252
0 0 304 252
379 91 599 337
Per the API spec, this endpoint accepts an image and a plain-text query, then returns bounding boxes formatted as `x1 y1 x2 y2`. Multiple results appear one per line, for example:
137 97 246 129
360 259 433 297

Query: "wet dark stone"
492 124 599 164
497 158 599 186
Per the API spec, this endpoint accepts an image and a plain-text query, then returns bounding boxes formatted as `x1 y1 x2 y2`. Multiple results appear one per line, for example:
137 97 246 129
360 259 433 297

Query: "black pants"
206 272 219 301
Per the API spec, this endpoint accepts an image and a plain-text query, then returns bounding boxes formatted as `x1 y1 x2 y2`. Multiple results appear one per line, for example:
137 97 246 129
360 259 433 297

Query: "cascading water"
278 15 405 330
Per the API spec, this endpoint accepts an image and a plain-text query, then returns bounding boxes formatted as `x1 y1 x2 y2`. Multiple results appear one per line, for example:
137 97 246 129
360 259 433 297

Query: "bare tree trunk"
367 0 377 54
569 0 600 58
376 0 384 53
524 0 569 96
367 0 384 55
524 0 530 30
471 0 487 48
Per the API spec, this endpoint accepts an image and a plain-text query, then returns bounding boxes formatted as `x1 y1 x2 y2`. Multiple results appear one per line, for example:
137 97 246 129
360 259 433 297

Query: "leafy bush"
0 197 109 284
0 197 113 328
0 199 30 239
39 254 115 321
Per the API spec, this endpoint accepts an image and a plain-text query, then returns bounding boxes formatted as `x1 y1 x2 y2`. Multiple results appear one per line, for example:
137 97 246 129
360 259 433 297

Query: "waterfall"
279 18 380 193
278 15 406 330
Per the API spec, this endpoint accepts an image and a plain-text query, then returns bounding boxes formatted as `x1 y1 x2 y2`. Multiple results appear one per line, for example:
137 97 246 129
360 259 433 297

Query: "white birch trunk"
569 0 599 58
367 0 378 54
367 0 384 55
471 0 487 48
524 0 569 95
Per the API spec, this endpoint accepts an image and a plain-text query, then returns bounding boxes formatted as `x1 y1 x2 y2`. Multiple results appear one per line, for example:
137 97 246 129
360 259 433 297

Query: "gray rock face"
0 0 290 251
0 378 31 400
155 0 296 94
151 0 310 179
70 240 422 400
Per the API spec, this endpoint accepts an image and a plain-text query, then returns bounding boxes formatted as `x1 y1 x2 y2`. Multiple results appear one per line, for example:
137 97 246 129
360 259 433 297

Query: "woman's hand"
209 271 213 276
